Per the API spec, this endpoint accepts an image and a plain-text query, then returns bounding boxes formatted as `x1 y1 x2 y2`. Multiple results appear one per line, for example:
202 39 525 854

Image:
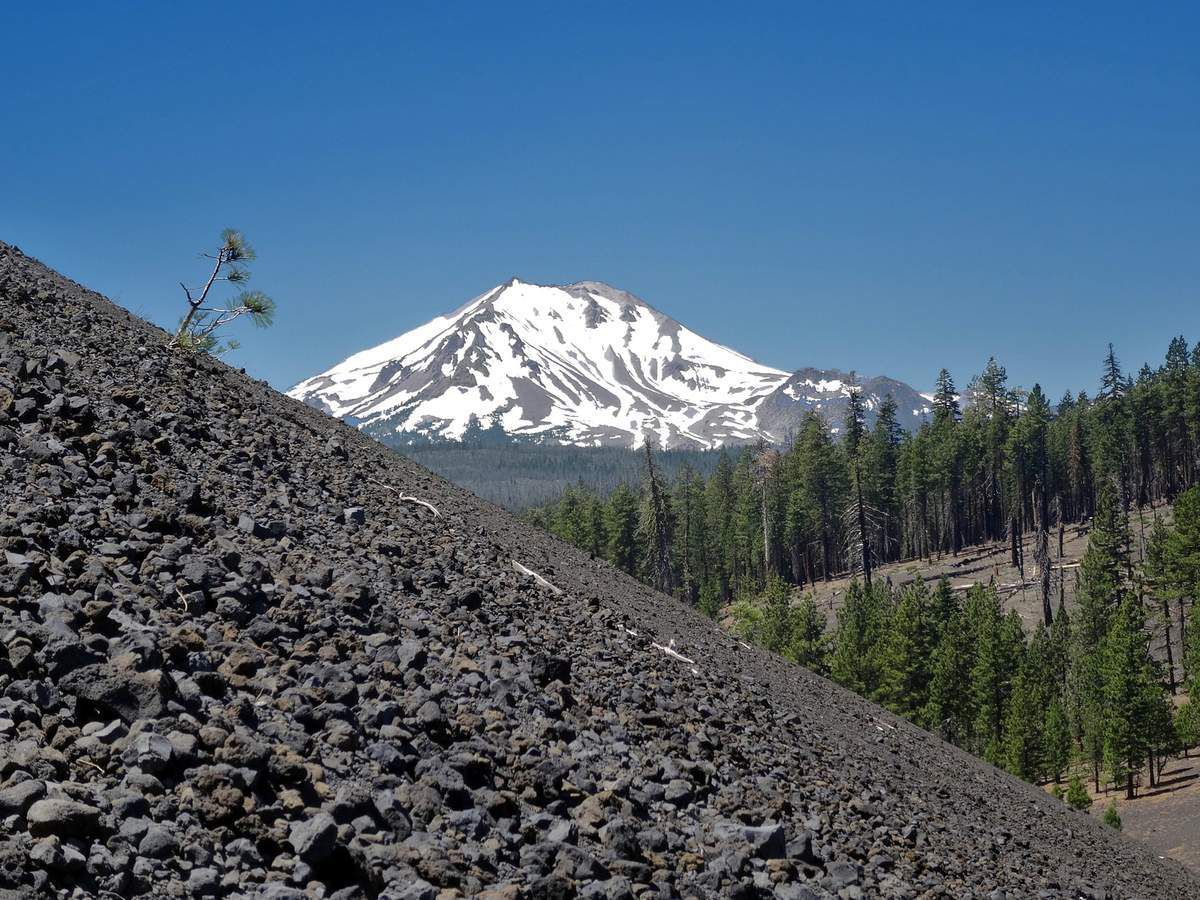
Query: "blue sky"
2 2 1197 398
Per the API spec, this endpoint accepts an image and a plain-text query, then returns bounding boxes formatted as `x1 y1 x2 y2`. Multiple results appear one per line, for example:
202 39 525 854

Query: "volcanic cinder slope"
0 241 1195 899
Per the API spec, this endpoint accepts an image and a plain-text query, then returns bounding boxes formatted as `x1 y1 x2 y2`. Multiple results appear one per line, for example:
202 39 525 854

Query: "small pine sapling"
1066 774 1092 812
170 229 275 355
1101 801 1122 830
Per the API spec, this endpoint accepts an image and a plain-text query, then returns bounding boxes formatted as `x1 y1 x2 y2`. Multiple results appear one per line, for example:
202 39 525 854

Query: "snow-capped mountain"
289 279 929 449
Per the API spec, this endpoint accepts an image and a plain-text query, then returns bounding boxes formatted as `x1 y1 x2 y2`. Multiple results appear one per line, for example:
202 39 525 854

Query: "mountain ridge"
289 279 930 449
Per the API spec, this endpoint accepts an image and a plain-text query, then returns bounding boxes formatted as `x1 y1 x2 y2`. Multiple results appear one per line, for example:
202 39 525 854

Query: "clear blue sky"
2 2 1197 398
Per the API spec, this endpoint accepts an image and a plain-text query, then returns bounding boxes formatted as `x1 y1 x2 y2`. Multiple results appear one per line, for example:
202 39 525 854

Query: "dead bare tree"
755 441 780 580
1033 477 1052 626
640 438 675 595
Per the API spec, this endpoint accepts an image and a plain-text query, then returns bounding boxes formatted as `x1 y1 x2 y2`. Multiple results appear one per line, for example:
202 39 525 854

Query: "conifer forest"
531 341 1200 800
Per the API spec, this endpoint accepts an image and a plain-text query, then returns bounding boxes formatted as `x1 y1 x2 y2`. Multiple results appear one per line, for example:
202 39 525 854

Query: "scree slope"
0 241 1195 898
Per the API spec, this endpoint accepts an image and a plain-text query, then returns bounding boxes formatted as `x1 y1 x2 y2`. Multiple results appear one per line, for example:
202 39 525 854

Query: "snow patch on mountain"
290 279 930 448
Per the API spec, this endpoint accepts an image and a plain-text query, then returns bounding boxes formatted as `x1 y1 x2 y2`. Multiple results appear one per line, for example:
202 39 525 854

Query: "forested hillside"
369 423 723 508
531 341 1200 807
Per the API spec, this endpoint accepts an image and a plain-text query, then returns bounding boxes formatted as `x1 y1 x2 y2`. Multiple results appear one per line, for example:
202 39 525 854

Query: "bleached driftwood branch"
513 560 562 595
369 478 441 517
651 638 696 667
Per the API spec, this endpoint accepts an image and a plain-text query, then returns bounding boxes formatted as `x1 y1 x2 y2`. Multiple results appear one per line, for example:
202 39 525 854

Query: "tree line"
531 340 1200 620
728 482 1200 802
529 340 1200 801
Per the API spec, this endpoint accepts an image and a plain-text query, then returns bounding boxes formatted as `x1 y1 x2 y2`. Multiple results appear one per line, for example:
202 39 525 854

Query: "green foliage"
967 589 1024 762
924 600 975 745
1066 774 1092 811
171 229 276 356
1102 801 1122 830
698 582 723 619
605 482 640 574
1004 663 1046 781
1076 479 1132 645
731 578 829 674
1043 699 1071 783
1176 701 1200 751
1101 595 1166 797
788 593 830 673
524 338 1200 805
829 580 891 697
877 581 935 722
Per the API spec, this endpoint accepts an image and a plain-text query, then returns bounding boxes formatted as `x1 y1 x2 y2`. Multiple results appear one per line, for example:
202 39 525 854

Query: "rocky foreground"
0 240 1196 899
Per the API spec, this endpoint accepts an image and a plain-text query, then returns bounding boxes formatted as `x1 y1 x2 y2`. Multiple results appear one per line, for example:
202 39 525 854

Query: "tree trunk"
855 465 872 588
1162 593 1177 694
761 480 770 581
1181 598 1190 686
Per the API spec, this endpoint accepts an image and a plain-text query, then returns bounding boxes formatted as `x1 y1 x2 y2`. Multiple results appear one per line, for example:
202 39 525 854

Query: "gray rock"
187 866 220 896
138 823 178 858
59 664 174 723
288 812 337 863
26 798 103 838
714 821 787 859
122 732 173 773
0 779 45 816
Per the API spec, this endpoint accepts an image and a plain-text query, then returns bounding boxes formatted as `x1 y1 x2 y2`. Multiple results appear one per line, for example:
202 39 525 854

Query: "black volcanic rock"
0 239 1195 898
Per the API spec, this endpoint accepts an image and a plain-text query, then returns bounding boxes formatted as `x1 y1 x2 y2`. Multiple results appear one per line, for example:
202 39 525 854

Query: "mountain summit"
290 279 929 448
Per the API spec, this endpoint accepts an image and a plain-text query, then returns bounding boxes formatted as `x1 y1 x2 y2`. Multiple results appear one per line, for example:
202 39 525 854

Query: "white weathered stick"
513 560 562 595
651 638 696 667
369 478 441 517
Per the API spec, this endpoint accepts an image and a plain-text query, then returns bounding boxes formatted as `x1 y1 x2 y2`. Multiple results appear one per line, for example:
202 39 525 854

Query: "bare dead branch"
369 478 441 517
512 560 562 595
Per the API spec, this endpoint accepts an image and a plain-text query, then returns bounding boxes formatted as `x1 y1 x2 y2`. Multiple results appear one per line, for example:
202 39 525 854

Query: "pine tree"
1176 701 1200 756
756 576 795 655
1077 479 1131 645
672 464 707 603
704 451 737 601
1015 384 1054 625
789 593 830 674
1144 517 1180 692
866 394 903 563
1094 344 1134 507
639 439 675 593
1068 646 1107 793
878 581 935 722
1066 774 1092 812
932 368 961 426
1101 594 1161 799
1004 667 1046 782
793 413 847 581
844 385 874 586
1101 343 1126 401
1160 486 1200 687
604 482 640 575
1102 801 1122 830
967 588 1023 763
925 601 976 746
171 229 276 355
1044 698 1071 783
969 357 1012 543
927 577 959 645
1004 623 1054 781
830 581 891 698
